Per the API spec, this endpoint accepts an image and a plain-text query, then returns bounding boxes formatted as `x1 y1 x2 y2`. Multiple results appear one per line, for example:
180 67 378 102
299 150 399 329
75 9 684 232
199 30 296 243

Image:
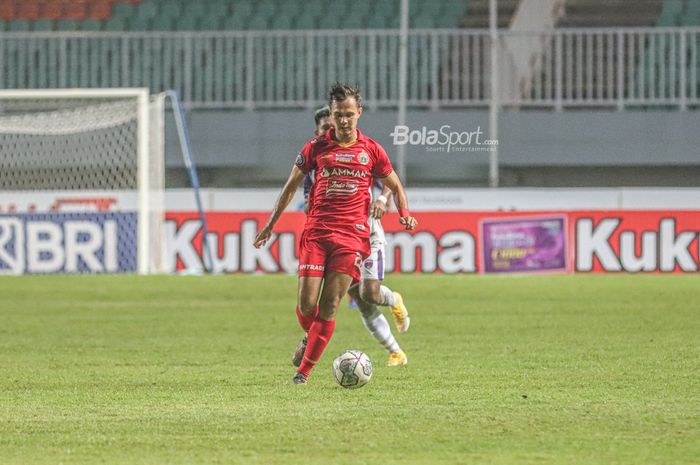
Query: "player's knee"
319 293 342 313
360 283 381 305
298 297 317 316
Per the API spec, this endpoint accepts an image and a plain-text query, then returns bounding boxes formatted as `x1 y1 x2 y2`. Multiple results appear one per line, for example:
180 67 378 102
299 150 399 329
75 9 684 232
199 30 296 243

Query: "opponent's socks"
296 305 318 333
378 285 397 307
360 305 401 354
297 316 336 377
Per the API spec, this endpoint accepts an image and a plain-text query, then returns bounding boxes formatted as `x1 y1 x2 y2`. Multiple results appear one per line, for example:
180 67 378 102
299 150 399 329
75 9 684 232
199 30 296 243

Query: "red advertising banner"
164 210 700 274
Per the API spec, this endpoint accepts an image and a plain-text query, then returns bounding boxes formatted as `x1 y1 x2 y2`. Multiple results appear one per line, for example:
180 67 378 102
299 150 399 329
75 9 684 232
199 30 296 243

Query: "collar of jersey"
326 128 365 147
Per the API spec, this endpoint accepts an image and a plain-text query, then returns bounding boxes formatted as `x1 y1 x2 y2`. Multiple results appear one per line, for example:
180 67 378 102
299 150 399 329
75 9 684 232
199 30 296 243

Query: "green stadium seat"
175 15 200 31
292 13 318 29
232 2 253 19
412 14 436 28
207 1 230 18
255 1 276 19
366 14 388 29
129 16 152 30
246 15 269 30
339 15 367 29
56 19 79 31
221 14 247 30
183 2 208 19
80 19 103 31
32 19 54 31
8 19 30 31
112 3 136 19
103 17 127 31
137 1 159 19
151 15 174 30
159 2 181 19
271 15 293 29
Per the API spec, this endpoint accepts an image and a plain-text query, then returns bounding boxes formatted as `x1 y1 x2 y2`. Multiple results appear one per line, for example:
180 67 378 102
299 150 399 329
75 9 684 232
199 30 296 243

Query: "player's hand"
369 199 388 219
254 225 273 248
399 216 417 230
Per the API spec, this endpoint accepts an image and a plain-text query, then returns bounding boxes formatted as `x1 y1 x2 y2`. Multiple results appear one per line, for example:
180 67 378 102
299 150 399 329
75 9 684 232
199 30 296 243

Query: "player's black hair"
313 106 330 126
328 82 363 108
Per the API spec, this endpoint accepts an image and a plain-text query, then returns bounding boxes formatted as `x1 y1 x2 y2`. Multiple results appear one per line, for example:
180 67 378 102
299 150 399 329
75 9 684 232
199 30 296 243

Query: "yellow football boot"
387 351 408 367
390 292 410 333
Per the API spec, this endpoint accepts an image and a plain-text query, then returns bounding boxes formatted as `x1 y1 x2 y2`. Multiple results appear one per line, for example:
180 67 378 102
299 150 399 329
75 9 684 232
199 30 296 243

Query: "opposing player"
301 107 411 368
254 82 417 384
347 183 411 367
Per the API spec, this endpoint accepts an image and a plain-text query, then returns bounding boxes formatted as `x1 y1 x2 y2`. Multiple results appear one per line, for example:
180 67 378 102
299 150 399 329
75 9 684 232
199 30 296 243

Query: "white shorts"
360 241 385 281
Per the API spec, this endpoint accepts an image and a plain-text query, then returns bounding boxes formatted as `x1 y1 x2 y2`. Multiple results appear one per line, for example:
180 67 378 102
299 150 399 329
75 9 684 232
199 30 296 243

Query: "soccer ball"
332 350 372 389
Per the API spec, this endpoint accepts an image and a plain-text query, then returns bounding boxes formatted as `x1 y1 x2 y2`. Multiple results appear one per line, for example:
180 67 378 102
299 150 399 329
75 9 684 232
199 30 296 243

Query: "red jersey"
295 128 393 233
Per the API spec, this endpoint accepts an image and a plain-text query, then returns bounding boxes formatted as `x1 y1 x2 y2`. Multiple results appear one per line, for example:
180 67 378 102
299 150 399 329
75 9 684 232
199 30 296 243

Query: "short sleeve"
372 142 393 178
295 139 317 175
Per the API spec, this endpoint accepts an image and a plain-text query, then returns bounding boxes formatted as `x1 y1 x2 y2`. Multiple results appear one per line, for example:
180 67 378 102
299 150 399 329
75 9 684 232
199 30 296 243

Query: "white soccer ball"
332 350 373 389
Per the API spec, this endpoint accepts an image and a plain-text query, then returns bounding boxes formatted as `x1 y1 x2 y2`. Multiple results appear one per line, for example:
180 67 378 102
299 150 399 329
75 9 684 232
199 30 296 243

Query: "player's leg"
358 246 410 334
291 276 322 367
292 229 325 371
296 271 354 381
351 245 407 366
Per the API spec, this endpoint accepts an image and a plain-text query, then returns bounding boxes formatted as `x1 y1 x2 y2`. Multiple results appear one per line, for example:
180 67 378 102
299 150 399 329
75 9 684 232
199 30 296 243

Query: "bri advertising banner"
0 212 137 274
166 210 700 274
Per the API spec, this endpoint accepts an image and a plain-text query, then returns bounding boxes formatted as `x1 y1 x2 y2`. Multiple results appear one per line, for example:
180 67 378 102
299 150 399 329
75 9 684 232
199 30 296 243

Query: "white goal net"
0 89 164 274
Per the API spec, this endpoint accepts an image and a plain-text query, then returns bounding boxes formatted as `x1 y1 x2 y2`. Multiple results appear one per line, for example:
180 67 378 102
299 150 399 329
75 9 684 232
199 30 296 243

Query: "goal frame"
0 88 154 274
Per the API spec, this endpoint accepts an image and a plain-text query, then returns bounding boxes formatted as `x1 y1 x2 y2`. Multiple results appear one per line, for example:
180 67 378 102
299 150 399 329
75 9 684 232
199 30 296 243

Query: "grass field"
0 274 698 465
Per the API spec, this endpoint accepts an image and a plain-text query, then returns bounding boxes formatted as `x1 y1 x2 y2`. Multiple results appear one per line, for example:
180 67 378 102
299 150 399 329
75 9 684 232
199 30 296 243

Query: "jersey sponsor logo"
326 180 358 196
299 263 324 271
358 151 369 165
320 167 367 178
295 153 305 167
335 153 355 163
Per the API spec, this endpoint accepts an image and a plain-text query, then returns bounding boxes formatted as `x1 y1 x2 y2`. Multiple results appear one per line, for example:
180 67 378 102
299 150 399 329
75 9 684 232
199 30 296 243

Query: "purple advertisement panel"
0 212 137 274
480 216 568 274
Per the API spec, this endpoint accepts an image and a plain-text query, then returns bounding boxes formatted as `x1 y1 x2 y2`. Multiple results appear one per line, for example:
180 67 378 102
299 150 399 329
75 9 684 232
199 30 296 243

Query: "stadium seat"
221 14 247 30
103 16 127 30
32 18 53 31
41 2 64 21
175 15 200 31
56 19 79 31
270 14 293 30
129 15 151 30
137 1 158 20
151 14 174 30
159 2 181 19
8 19 30 31
232 2 253 19
112 2 136 20
80 18 103 31
207 1 230 19
246 15 269 30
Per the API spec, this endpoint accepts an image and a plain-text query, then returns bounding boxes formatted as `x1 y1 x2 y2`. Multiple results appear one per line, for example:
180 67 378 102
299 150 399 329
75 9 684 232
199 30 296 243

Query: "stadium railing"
0 27 698 110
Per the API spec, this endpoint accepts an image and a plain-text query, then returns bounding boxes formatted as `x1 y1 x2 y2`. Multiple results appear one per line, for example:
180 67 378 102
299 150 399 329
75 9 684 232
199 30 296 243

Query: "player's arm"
254 166 306 248
369 181 393 219
379 171 417 230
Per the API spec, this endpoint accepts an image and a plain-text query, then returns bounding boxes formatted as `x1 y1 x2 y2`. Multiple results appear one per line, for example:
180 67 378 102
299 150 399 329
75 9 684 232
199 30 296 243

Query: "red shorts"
298 225 370 281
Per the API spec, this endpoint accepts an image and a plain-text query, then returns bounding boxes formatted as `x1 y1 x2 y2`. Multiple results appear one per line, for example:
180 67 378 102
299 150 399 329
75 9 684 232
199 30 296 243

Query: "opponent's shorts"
360 241 385 281
298 225 370 281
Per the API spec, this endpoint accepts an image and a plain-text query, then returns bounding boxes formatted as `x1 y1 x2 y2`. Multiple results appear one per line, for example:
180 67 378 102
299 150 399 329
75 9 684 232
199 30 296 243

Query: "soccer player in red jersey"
253 82 417 384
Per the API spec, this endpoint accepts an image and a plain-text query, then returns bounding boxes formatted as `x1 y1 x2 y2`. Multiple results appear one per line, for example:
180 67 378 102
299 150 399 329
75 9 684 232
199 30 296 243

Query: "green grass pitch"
1 274 698 465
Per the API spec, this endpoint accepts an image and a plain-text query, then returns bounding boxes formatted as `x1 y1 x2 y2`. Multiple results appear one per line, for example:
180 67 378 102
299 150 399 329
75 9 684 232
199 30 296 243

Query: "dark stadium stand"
0 0 471 31
558 0 661 27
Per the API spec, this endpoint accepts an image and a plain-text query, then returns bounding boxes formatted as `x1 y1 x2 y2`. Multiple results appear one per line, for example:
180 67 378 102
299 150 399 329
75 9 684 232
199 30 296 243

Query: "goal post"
0 88 164 275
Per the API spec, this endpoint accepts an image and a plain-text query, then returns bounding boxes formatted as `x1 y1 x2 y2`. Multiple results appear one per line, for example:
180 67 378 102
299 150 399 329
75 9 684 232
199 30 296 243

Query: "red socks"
296 305 318 333
297 316 336 377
